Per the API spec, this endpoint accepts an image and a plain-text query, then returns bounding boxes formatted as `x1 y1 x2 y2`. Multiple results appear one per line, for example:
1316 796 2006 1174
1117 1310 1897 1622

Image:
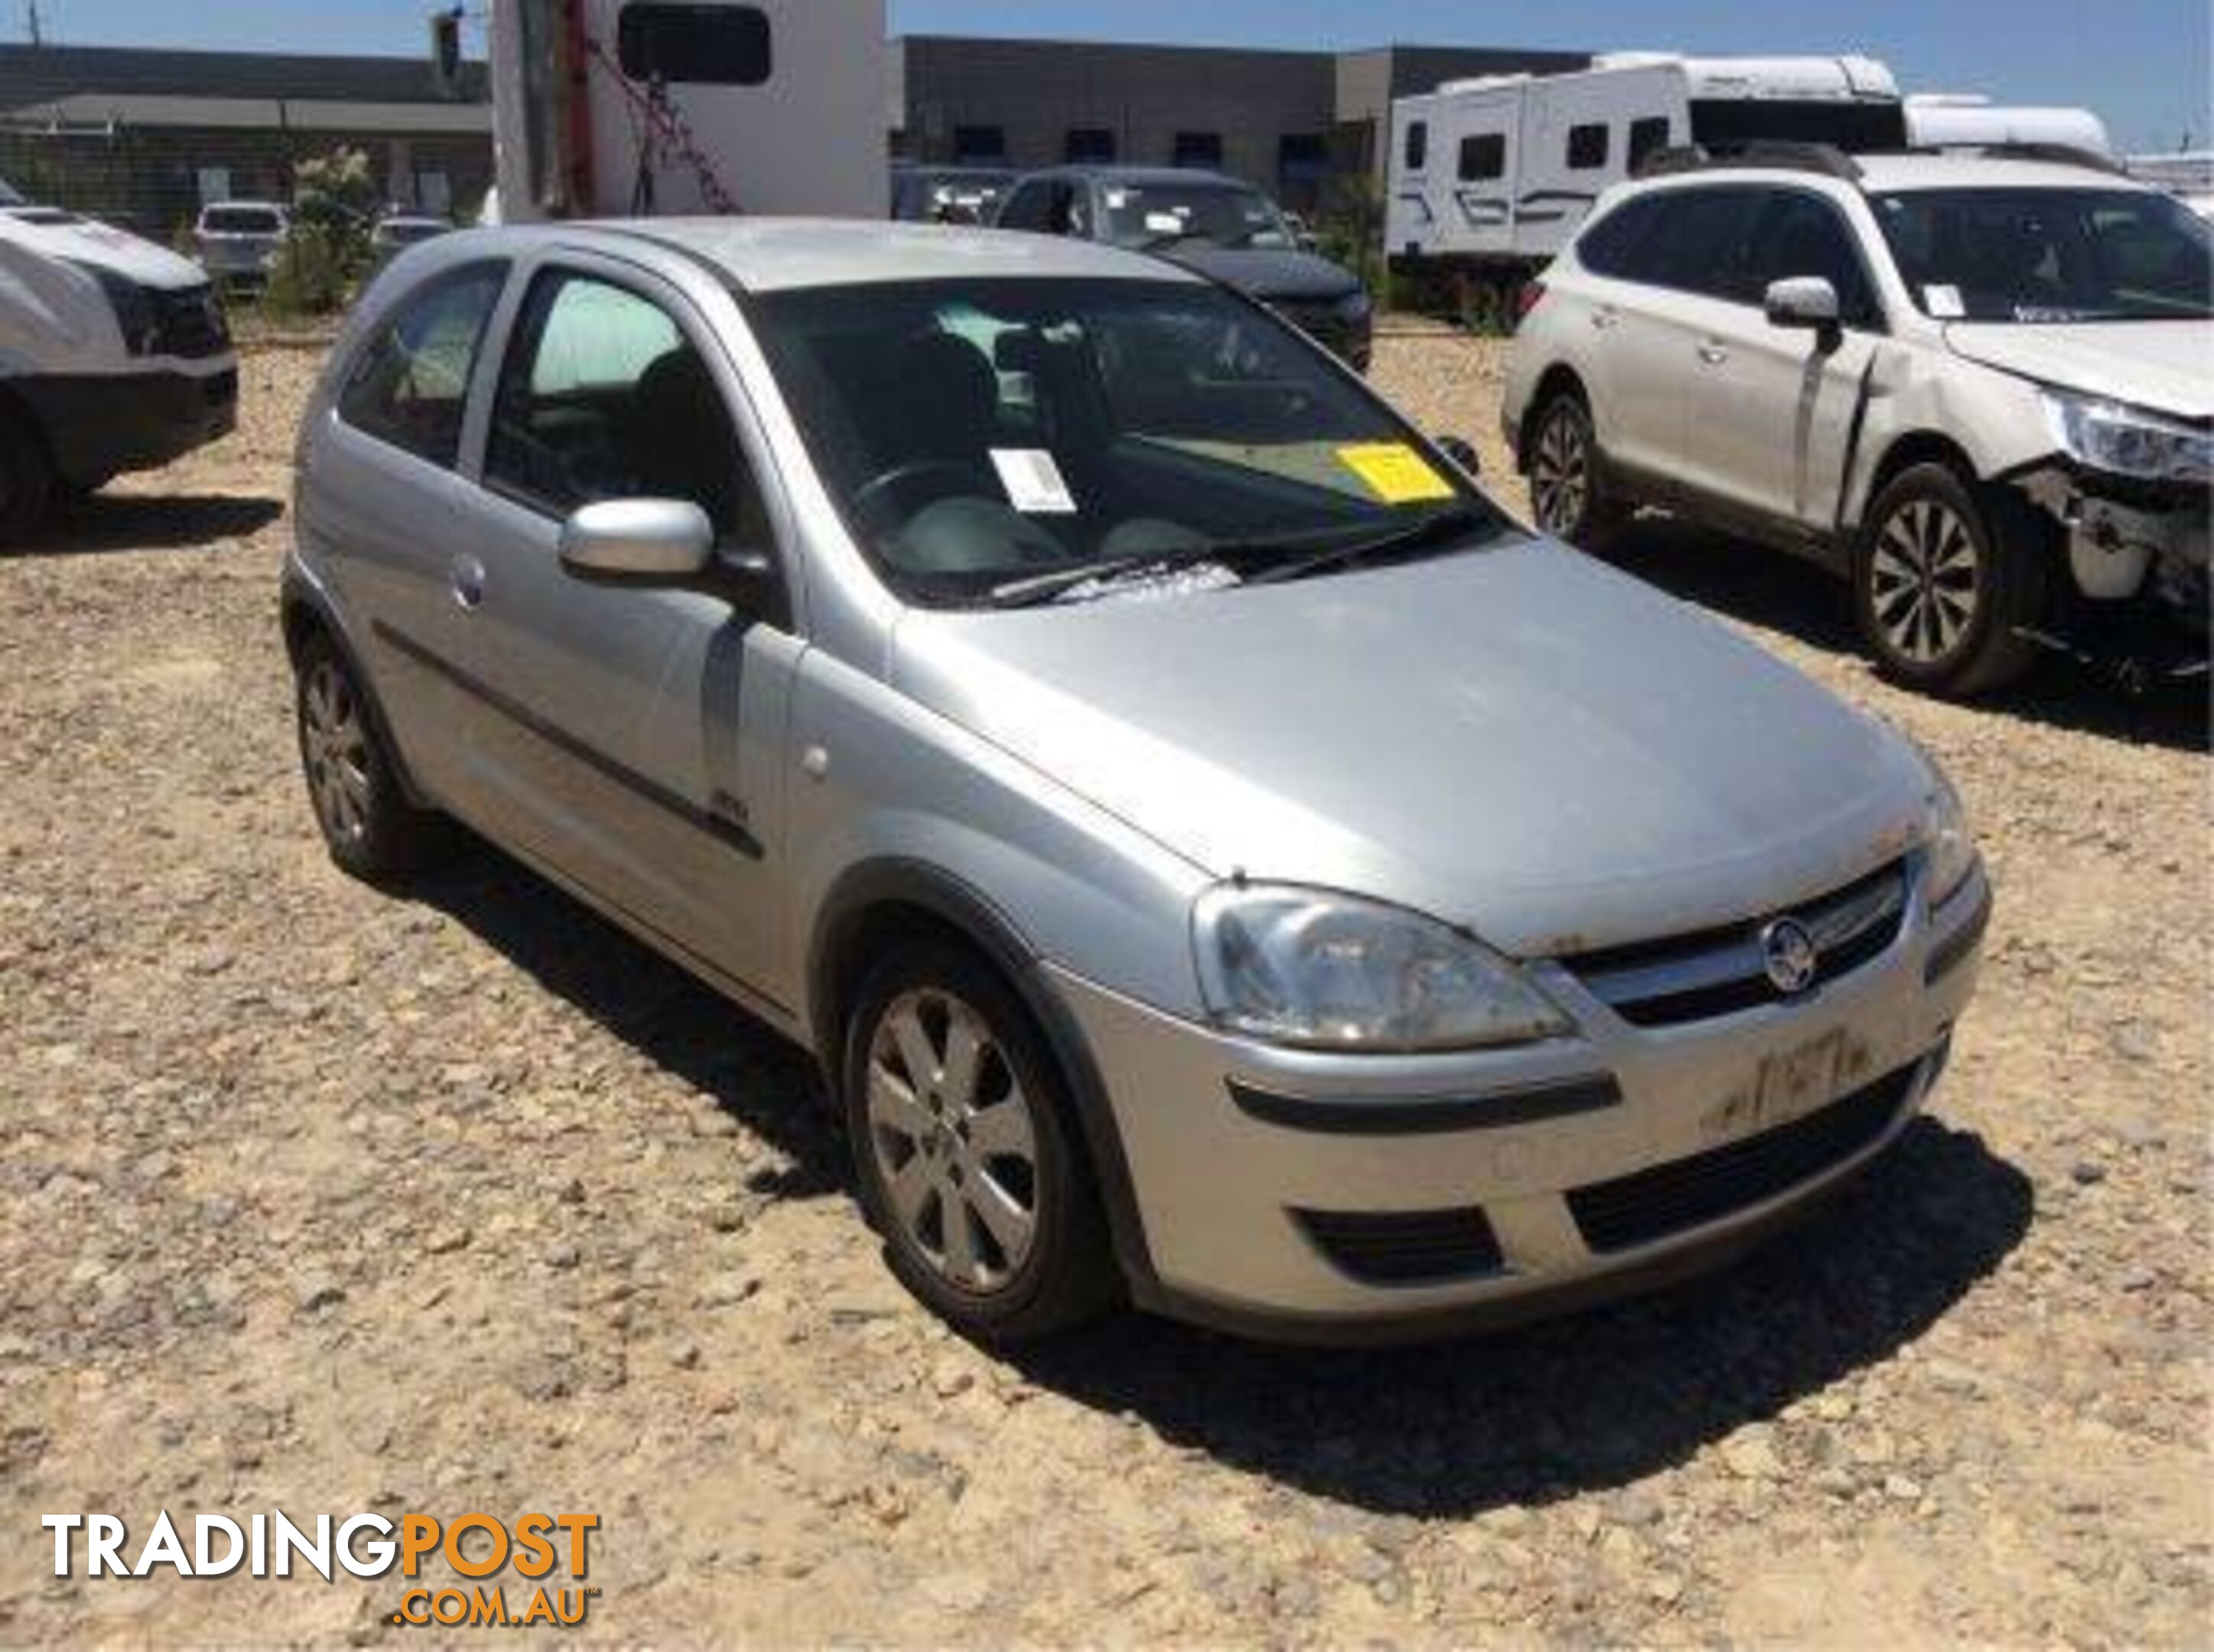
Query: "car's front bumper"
1053 863 1989 1341
17 361 240 486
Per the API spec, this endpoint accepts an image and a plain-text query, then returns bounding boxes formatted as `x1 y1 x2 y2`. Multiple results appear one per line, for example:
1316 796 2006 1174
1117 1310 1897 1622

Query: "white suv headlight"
1920 760 1979 909
1192 884 1575 1052
2041 389 2212 484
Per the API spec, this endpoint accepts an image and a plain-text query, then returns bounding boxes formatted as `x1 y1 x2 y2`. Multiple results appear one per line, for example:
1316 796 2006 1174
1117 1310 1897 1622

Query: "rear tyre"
294 631 452 879
1527 390 1627 550
0 405 56 545
843 941 1117 1345
1855 463 2047 698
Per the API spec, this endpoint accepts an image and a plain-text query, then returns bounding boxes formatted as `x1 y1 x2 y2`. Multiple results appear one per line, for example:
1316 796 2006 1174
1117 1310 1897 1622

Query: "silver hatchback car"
284 220 1991 1344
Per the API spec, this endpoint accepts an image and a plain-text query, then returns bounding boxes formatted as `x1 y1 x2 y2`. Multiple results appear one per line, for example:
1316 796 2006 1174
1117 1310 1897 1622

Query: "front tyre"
844 941 1117 1344
1855 463 2045 698
294 632 451 879
1527 391 1626 550
0 405 56 545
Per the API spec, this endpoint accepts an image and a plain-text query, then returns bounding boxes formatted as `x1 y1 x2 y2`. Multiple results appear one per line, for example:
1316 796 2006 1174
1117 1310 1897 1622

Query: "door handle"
1697 340 1730 366
1591 307 1620 331
450 555 486 611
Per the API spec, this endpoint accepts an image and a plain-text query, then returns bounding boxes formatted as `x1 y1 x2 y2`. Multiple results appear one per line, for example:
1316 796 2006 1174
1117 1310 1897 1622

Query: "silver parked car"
193 200 291 286
284 221 1990 1343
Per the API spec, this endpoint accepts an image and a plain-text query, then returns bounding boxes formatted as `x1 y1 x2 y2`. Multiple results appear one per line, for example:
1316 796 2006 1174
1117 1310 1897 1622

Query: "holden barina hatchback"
284 220 1989 1344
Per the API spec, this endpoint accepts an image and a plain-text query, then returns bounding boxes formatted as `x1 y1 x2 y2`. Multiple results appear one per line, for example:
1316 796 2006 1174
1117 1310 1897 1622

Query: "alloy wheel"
1531 405 1591 538
300 658 373 846
865 988 1040 1295
1870 499 1983 665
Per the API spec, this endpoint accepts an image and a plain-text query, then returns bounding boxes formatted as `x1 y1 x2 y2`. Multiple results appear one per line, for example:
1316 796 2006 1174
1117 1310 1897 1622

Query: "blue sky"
18 0 2211 151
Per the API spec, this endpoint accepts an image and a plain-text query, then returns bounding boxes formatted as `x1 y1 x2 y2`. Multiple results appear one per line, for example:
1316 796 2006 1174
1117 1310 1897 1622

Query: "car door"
1691 187 1887 529
301 259 513 808
443 256 804 1008
1575 185 1762 496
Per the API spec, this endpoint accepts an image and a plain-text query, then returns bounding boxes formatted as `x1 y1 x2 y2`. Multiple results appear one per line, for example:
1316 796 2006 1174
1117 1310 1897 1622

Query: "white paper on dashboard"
1924 284 1965 319
991 449 1079 514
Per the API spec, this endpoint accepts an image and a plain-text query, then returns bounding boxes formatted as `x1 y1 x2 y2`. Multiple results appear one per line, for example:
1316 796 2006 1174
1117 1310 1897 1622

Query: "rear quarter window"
336 262 508 470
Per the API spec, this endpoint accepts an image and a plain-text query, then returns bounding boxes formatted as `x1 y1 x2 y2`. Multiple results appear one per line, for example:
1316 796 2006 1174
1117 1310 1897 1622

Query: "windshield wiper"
983 546 1237 608
1242 506 1498 587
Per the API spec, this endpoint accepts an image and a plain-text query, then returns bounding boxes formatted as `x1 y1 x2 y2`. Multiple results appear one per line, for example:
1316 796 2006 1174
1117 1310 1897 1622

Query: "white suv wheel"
1869 498 1984 665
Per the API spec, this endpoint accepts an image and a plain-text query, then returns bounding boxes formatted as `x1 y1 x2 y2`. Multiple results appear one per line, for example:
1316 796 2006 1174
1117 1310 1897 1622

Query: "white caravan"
1905 95 2112 158
489 0 886 223
0 177 238 540
1387 54 1906 275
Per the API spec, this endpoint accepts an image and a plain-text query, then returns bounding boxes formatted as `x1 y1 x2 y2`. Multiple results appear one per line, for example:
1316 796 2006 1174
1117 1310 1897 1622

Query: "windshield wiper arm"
1242 506 1497 587
984 547 1234 607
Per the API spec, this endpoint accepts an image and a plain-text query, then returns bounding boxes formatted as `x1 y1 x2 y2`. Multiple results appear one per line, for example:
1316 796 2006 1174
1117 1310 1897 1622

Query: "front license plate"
1702 1029 1855 1143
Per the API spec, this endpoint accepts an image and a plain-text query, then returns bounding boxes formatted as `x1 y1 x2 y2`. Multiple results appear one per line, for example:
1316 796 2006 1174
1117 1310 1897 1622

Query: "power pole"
27 1 44 47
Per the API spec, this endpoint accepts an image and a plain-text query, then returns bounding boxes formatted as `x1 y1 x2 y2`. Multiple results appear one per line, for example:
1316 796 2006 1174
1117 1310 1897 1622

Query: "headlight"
68 262 159 356
1192 884 1574 1052
1335 287 1375 324
1920 759 1978 909
2041 389 2212 484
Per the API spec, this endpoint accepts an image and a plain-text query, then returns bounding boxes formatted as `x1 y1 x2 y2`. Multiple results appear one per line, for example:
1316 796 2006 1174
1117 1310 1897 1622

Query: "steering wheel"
850 459 994 528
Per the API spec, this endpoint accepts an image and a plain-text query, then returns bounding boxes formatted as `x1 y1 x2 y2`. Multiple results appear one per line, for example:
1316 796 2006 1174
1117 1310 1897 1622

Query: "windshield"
754 278 1507 609
1873 188 2213 322
1097 182 1295 251
203 206 284 235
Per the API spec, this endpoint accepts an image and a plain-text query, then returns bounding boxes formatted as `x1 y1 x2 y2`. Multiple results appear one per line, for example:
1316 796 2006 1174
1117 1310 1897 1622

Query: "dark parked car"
892 164 1020 226
994 166 1373 370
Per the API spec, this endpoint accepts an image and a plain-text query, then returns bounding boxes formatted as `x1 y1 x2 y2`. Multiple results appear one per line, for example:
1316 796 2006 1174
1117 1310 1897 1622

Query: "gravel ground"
1 327 2207 1645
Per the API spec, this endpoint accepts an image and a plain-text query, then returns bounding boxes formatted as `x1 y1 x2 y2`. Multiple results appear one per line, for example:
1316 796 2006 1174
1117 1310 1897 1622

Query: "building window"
415 169 453 216
1065 127 1117 164
617 3 772 87
1404 120 1429 171
1458 134 1506 181
1278 133 1328 181
1172 132 1224 171
954 125 1008 164
196 167 232 205
1628 117 1671 173
1567 122 1611 171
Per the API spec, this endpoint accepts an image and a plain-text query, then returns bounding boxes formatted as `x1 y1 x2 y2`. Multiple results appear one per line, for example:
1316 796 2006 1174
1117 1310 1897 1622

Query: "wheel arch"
806 857 1160 1300
279 568 434 811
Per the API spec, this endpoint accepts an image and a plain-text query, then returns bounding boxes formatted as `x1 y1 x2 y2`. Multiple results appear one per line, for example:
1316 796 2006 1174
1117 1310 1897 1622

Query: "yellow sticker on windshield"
1337 443 1456 505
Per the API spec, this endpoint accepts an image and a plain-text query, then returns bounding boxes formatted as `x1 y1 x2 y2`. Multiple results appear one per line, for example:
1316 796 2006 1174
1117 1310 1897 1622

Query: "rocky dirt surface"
1 328 2207 1645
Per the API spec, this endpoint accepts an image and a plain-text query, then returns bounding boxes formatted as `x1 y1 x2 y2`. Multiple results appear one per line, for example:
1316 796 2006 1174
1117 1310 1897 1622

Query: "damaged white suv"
1506 147 2211 695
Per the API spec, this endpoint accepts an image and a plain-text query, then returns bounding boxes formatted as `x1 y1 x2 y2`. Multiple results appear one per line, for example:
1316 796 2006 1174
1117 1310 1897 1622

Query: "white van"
0 177 239 539
1387 54 1906 278
489 0 886 222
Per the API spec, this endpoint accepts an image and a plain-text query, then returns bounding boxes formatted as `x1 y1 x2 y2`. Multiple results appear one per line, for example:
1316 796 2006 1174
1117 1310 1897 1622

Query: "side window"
1742 190 1881 325
996 181 1051 232
1576 194 1664 279
1567 123 1611 171
1637 187 1764 298
485 272 766 545
617 3 771 87
1458 134 1506 182
1404 121 1429 172
1065 128 1116 164
1627 117 1671 174
336 262 506 469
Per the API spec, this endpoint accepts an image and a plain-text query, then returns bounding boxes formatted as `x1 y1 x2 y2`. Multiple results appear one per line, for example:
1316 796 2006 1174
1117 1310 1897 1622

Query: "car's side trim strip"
370 620 765 862
1226 1072 1623 1136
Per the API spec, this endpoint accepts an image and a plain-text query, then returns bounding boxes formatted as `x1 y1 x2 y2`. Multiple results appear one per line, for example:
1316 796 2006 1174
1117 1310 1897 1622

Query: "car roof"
421 216 1208 294
1628 151 2147 196
1026 166 1249 189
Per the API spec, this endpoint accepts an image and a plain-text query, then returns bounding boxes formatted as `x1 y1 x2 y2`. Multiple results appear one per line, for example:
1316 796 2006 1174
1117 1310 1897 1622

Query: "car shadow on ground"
405 847 849 1202
1011 1114 2033 1517
1593 519 2209 755
395 831 2034 1517
8 493 284 557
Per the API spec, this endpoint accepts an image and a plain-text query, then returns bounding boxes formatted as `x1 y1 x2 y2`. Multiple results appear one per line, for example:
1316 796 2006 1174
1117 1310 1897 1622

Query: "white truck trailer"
1904 94 2113 158
1386 54 1906 281
488 0 886 223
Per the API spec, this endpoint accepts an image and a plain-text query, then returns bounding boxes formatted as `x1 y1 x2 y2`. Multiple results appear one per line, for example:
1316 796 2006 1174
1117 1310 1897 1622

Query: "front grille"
1568 860 1909 1029
1296 1206 1506 1286
151 284 231 359
1566 1063 1917 1254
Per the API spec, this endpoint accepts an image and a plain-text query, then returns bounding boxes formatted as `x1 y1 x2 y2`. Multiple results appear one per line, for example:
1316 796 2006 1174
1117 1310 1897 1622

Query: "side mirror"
558 499 714 583
1435 434 1482 477
1765 276 1842 333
